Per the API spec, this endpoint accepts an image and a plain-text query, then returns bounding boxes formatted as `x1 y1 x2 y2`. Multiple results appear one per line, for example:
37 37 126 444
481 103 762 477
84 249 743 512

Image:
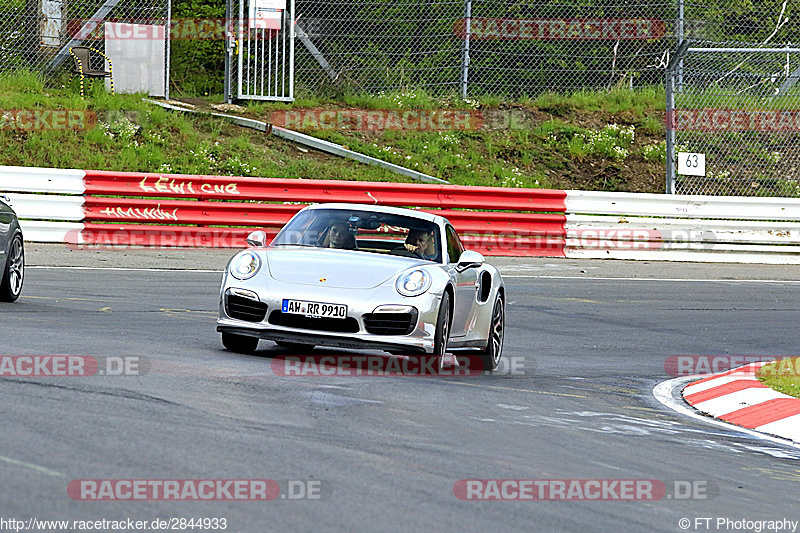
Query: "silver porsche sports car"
0 195 24 302
216 203 505 370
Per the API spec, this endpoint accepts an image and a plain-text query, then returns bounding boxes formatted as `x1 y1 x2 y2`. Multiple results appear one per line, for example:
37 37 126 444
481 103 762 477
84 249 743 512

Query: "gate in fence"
224 0 294 102
667 43 800 196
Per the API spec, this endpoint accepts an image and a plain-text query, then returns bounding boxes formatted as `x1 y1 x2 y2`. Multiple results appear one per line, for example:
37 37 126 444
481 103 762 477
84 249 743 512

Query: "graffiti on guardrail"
99 205 179 221
138 176 240 196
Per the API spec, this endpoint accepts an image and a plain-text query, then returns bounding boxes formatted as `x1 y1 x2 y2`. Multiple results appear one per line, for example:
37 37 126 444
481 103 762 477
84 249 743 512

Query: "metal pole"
288 0 294 100
460 0 471 99
677 0 683 93
261 29 266 96
665 62 676 194
665 40 689 195
237 0 244 98
164 0 171 99
224 0 231 102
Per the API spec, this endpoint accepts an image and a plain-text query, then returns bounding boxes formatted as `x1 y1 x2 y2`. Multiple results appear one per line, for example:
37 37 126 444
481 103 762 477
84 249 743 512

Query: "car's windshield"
271 208 442 262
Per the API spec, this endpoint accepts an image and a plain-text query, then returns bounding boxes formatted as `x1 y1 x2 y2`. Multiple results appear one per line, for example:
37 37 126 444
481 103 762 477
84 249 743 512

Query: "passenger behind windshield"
320 221 356 249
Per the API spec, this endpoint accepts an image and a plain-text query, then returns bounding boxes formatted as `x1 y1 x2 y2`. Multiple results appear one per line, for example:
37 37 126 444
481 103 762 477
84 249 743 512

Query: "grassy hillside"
0 72 668 191
0 72 400 181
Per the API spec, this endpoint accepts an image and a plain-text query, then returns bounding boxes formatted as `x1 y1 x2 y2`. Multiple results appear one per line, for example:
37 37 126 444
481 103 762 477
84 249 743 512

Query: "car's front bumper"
217 274 441 354
216 321 431 353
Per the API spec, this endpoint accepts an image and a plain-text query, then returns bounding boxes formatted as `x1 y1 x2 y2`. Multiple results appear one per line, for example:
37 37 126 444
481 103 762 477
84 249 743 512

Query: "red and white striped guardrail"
3 165 800 262
0 166 566 256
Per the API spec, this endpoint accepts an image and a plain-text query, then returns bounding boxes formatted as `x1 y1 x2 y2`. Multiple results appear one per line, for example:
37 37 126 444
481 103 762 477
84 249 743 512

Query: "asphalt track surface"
2 246 800 532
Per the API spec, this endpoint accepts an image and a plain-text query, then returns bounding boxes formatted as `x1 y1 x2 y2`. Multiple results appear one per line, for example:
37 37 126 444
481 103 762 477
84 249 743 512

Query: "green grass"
0 71 401 181
757 357 800 398
0 71 669 191
238 87 669 190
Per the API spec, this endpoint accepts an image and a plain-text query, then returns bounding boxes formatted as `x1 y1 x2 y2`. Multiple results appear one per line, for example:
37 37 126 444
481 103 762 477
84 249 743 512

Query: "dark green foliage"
170 0 225 95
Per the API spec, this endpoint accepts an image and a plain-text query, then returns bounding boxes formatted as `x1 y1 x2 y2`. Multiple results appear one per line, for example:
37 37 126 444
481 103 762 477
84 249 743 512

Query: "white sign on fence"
677 152 706 177
249 0 284 29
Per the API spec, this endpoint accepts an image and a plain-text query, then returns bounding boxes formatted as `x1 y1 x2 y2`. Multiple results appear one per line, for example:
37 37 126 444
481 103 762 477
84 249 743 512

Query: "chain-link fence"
293 0 677 97
293 0 464 95
464 0 675 96
0 0 168 83
668 43 800 196
6 0 800 99
290 0 800 97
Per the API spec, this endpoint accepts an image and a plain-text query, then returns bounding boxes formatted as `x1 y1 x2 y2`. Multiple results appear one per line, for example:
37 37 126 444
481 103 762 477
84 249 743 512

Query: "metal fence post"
665 40 689 194
677 0 684 92
460 0 471 99
224 0 232 102
289 0 295 99
164 0 171 100
665 61 676 194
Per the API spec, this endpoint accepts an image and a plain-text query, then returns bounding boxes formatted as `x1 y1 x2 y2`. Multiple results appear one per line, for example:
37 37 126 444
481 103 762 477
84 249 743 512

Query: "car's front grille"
226 295 268 322
362 312 417 335
268 311 360 333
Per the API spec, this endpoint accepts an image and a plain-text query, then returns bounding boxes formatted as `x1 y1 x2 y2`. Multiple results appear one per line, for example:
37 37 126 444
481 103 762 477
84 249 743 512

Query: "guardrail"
564 190 800 263
3 165 800 263
0 166 567 256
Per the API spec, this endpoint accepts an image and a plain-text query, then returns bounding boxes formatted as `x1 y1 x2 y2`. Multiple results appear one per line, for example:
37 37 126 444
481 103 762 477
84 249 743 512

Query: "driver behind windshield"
404 228 436 260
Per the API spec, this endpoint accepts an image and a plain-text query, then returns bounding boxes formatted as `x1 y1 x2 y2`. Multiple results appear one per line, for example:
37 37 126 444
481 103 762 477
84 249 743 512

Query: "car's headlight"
395 269 431 297
230 251 261 280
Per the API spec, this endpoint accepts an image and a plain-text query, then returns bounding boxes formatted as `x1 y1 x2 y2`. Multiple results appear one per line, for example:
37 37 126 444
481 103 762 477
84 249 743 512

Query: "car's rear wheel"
221 332 259 354
432 291 452 373
276 341 315 352
477 295 504 371
0 233 24 302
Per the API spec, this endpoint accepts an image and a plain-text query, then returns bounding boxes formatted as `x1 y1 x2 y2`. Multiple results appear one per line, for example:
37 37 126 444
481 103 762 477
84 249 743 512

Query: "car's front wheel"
0 233 24 302
221 332 259 354
477 295 504 371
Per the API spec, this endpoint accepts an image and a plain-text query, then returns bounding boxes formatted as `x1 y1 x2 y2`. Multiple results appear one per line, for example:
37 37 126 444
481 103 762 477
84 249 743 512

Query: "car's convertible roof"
304 203 442 224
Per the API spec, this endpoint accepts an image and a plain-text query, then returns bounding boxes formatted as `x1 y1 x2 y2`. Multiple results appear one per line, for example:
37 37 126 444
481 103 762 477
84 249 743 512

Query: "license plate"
281 299 347 318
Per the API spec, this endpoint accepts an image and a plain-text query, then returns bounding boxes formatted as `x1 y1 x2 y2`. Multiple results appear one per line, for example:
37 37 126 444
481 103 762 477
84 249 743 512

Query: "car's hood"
265 246 428 289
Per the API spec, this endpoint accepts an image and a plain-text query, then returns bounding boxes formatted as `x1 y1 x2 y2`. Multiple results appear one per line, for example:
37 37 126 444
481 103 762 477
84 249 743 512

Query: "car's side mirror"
456 250 484 272
246 230 267 247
